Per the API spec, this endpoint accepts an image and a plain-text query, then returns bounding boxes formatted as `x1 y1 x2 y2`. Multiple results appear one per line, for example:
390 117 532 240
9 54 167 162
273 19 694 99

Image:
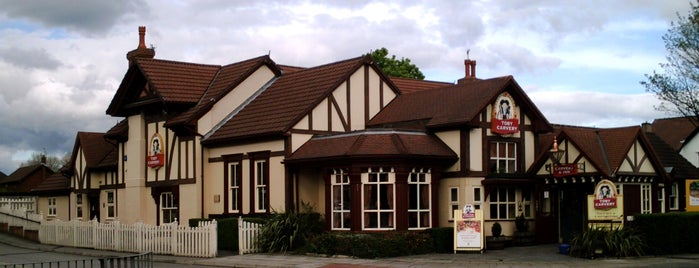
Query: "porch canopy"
285 129 458 165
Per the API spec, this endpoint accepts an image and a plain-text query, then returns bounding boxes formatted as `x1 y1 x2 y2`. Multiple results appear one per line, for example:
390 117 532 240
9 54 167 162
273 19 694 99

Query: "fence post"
238 217 243 255
171 220 178 256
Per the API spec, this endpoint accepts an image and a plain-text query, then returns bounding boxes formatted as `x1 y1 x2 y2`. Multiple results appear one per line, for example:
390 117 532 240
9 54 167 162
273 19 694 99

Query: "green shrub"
256 204 324 253
491 222 502 237
570 226 645 258
633 212 699 255
428 227 453 253
306 231 433 258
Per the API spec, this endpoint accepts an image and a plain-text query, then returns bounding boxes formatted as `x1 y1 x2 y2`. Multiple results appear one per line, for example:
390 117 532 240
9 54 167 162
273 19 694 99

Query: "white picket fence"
0 196 37 212
39 219 218 257
0 205 42 231
238 216 261 255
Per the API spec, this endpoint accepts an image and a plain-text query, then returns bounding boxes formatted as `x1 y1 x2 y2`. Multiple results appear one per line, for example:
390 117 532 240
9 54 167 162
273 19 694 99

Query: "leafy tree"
368 47 425 80
20 151 70 172
642 2 699 125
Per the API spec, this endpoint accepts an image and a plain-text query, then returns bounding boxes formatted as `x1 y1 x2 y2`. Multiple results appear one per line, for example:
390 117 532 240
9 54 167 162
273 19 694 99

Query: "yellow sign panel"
453 208 484 253
687 180 699 212
588 195 624 221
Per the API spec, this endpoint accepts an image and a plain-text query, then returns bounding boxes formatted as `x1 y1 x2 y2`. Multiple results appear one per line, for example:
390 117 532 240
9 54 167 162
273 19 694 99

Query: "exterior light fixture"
549 138 565 164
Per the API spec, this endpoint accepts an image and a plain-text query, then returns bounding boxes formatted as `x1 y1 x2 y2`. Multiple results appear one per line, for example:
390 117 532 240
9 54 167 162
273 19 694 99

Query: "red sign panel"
147 154 164 168
594 197 617 209
491 118 519 135
553 164 578 177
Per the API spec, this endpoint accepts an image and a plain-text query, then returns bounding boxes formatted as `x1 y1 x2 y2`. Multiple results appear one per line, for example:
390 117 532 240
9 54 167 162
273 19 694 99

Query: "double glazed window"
48 197 57 217
228 162 241 213
408 168 431 229
362 167 395 230
669 183 679 210
106 191 116 219
641 184 652 214
76 194 83 219
489 141 517 174
489 187 516 220
160 192 178 224
254 160 268 213
331 169 351 230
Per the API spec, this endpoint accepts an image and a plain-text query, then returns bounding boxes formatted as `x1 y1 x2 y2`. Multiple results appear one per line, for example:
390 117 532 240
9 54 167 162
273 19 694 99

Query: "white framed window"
520 187 533 218
76 194 83 219
362 167 395 230
450 187 459 220
489 187 516 220
331 169 351 230
641 184 652 214
254 160 268 213
160 192 178 223
670 183 679 210
106 191 116 219
489 141 517 174
408 168 431 229
229 162 241 213
658 187 666 213
48 197 57 217
472 186 482 210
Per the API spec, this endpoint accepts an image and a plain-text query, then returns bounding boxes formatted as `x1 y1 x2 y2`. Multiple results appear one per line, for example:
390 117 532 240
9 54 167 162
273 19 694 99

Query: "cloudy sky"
0 0 693 174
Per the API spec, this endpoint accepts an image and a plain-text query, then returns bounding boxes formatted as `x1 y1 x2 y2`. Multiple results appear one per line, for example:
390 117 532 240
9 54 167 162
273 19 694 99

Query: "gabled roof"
107 58 222 116
165 55 281 128
645 131 699 180
285 130 458 164
532 125 664 178
0 164 53 184
389 77 453 94
203 56 388 145
31 173 70 195
369 76 551 132
649 116 699 150
67 132 117 174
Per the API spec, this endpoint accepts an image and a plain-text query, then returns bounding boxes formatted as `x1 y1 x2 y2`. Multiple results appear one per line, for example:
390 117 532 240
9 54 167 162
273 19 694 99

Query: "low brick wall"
9 226 23 237
0 222 7 232
24 230 39 242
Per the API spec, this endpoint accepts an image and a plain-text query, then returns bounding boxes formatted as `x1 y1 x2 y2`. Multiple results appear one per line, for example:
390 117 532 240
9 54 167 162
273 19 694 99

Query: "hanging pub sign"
147 133 165 169
593 179 618 209
553 164 579 177
491 92 519 135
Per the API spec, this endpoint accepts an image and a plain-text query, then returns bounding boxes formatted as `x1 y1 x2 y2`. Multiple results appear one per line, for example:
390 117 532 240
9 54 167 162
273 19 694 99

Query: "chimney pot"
138 26 147 48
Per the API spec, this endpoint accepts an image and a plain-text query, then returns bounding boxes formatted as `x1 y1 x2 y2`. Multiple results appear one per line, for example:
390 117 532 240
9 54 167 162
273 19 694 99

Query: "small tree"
491 222 502 237
368 47 425 80
641 1 699 124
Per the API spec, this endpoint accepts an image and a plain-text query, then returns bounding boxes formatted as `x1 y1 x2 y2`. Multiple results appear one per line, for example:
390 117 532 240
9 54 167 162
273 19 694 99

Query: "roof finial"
467 49 470 60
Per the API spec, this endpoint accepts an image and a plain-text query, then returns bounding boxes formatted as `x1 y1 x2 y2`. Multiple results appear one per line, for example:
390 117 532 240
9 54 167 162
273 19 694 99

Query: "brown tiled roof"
278 65 306 74
68 132 117 173
546 125 655 177
369 76 550 131
107 58 221 116
104 119 128 141
0 164 52 184
166 56 280 127
389 77 453 94
286 130 457 163
137 58 221 104
203 56 378 144
646 131 699 180
31 173 69 194
650 117 699 150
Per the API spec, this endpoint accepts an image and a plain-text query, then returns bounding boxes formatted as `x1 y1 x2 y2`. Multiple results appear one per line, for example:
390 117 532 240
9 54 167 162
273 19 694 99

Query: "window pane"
490 204 498 219
451 188 458 202
499 204 506 218
419 184 429 209
409 185 417 209
473 188 481 202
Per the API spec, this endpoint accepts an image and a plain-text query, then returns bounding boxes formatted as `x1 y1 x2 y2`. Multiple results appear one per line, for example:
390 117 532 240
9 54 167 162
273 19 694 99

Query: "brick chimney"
457 59 477 84
126 26 155 66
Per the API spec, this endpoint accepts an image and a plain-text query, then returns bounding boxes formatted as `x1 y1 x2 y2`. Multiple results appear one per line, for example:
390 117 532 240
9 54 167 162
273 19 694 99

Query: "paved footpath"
1 232 697 268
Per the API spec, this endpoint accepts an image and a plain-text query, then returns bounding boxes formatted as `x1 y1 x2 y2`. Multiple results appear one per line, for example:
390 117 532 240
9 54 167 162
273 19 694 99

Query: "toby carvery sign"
147 133 165 169
594 179 617 209
491 92 519 135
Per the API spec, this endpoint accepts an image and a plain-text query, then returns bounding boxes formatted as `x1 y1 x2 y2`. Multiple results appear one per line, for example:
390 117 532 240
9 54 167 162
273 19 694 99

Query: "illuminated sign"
147 133 165 169
491 92 519 135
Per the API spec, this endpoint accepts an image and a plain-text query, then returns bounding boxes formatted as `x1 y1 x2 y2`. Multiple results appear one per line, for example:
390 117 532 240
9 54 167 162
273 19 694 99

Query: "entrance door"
535 185 558 243
559 186 586 243
88 194 100 221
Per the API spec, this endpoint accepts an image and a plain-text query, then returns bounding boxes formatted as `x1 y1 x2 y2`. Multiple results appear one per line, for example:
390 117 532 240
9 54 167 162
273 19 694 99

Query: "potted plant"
486 222 507 250
514 213 534 246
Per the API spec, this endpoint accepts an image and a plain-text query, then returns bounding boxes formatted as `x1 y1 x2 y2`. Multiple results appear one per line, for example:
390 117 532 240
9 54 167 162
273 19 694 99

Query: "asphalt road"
0 242 203 268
